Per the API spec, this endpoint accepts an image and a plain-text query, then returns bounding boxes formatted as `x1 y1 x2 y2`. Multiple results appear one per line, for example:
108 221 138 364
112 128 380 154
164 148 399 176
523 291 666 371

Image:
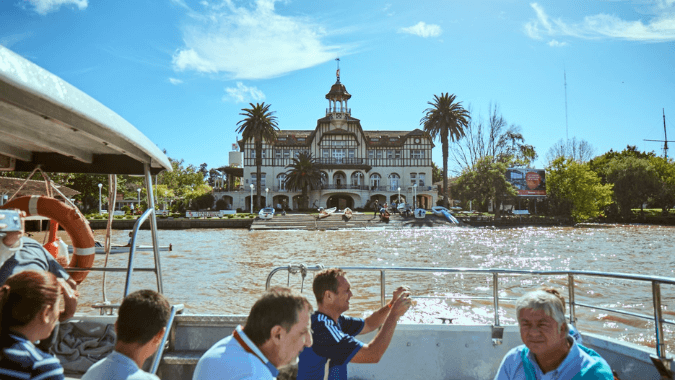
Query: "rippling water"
76 225 675 351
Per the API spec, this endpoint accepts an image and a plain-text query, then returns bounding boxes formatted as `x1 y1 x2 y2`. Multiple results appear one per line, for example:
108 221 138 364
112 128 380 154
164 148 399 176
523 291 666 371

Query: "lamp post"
413 183 418 209
98 183 102 214
249 184 254 212
397 187 401 204
137 188 141 212
265 188 269 208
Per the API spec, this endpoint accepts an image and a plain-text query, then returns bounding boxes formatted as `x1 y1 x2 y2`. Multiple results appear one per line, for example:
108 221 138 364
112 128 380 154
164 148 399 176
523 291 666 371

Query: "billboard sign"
506 168 546 196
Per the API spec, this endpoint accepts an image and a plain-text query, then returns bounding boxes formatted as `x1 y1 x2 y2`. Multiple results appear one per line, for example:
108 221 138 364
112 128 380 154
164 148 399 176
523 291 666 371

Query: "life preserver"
1 195 95 284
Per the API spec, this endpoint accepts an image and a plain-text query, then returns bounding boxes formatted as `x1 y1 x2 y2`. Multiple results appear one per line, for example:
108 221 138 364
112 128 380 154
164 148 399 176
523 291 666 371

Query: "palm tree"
283 152 322 210
236 103 279 211
421 93 470 209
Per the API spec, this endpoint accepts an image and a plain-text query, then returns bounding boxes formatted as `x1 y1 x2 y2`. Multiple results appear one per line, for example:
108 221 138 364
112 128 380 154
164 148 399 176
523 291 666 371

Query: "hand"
390 291 413 318
391 286 409 304
58 278 78 321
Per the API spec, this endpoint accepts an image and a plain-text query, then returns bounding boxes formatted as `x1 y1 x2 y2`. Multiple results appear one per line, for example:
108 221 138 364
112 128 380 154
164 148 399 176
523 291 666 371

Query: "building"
216 74 437 211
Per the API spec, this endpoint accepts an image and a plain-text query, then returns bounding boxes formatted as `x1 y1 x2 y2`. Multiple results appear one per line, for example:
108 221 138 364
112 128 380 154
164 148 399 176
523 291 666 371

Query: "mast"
643 108 674 159
564 69 568 142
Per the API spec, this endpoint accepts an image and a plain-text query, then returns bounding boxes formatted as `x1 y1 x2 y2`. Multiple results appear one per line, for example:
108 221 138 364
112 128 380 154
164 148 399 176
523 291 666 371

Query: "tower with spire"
325 58 351 121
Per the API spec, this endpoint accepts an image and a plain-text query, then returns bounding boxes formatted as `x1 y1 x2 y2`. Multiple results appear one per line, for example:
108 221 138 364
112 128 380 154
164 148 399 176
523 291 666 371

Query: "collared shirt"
297 312 365 380
82 351 159 380
0 333 65 380
193 325 279 380
0 237 69 284
494 338 613 380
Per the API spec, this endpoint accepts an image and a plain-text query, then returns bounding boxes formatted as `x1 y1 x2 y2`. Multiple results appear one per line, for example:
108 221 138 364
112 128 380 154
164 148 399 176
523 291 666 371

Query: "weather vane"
335 57 340 82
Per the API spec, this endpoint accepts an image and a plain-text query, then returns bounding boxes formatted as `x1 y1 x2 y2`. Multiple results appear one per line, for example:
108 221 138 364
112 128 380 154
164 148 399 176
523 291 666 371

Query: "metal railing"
66 163 164 305
265 265 675 361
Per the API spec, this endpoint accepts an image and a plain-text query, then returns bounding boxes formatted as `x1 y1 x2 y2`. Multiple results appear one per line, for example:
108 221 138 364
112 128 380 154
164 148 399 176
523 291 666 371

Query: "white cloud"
525 2 675 43
547 39 568 47
399 22 442 38
172 0 341 80
0 32 33 48
223 82 265 103
169 78 184 85
27 0 87 15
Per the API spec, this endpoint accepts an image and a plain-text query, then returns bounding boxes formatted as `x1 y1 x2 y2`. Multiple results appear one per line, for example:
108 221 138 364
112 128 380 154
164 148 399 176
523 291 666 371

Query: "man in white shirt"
193 287 313 380
83 289 171 380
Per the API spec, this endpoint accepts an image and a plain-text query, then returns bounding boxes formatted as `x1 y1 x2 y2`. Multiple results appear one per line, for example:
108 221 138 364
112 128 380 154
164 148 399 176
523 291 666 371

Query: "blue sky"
2 0 675 173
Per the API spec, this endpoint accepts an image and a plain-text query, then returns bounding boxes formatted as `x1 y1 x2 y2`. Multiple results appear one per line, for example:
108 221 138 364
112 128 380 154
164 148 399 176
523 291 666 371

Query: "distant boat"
414 208 426 219
432 206 459 224
318 207 337 219
258 207 275 220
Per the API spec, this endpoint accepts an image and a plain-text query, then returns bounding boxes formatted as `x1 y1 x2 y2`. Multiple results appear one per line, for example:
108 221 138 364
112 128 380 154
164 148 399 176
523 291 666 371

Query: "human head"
312 268 346 304
0 271 60 339
516 288 568 334
516 289 569 357
116 289 170 345
243 287 313 347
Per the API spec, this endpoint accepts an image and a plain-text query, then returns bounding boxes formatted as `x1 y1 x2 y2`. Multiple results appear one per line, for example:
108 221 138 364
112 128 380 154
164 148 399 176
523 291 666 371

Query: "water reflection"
81 225 675 351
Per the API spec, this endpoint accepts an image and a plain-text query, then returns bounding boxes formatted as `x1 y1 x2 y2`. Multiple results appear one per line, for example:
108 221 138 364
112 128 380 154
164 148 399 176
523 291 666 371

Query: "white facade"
217 77 436 211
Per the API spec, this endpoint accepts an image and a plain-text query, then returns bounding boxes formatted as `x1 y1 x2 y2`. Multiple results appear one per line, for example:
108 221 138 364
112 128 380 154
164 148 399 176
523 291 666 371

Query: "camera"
0 209 22 232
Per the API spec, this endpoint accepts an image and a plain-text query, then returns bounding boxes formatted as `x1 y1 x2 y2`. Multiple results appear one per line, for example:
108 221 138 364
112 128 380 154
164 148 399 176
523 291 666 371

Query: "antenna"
564 69 568 142
644 108 674 159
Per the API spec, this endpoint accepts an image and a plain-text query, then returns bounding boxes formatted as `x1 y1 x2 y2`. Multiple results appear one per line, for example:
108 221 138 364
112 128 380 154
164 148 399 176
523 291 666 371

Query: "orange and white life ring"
1 195 95 284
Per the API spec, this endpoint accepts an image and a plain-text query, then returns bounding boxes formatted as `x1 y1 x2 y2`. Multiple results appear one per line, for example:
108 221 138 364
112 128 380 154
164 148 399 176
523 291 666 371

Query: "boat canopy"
0 45 172 175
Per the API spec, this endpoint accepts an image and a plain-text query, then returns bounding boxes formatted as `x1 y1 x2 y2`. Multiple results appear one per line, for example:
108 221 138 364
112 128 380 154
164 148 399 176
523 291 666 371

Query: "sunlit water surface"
75 225 674 351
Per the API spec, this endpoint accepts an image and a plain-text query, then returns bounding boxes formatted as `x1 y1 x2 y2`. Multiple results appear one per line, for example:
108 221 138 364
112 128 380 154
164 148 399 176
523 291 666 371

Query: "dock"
250 212 458 230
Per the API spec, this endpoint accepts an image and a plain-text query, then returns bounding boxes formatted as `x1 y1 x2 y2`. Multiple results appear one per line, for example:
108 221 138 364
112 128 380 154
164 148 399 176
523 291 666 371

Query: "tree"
236 103 279 211
431 162 442 184
545 137 595 165
546 157 613 222
605 156 660 218
283 152 322 210
421 93 470 208
450 103 536 172
648 156 675 215
453 156 516 216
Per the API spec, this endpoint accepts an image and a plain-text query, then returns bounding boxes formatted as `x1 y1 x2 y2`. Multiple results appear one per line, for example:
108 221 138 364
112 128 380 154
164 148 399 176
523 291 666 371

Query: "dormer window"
298 138 305 141
278 137 287 141
371 138 379 142
389 138 397 142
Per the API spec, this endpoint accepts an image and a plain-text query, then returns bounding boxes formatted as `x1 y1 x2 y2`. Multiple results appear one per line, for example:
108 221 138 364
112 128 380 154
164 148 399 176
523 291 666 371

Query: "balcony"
315 158 371 171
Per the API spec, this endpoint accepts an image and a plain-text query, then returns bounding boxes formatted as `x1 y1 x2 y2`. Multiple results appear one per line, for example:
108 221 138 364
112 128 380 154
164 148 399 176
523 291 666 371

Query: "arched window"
388 173 400 190
351 172 363 187
333 172 346 188
277 173 286 191
320 172 328 187
370 173 381 189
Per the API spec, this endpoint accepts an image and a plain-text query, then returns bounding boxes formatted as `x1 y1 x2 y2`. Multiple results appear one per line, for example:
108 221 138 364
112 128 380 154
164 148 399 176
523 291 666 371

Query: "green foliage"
421 93 470 208
283 152 321 210
192 193 215 210
454 156 516 215
431 162 442 184
546 157 613 222
648 156 675 214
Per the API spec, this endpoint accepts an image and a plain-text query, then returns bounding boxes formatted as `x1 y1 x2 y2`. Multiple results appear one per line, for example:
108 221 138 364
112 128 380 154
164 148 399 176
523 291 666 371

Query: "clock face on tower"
414 138 420 143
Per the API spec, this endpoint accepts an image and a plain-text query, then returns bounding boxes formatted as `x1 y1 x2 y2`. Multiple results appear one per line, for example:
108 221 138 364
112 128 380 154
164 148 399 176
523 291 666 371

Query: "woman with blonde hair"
0 270 65 380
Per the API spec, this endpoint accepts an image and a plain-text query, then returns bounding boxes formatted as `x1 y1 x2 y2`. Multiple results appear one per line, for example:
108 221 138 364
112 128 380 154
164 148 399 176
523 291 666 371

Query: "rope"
101 175 117 303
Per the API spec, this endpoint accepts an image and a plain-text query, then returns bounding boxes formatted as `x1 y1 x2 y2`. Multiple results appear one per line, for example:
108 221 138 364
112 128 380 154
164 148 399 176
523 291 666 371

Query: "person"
0 211 78 322
494 289 613 380
82 289 170 380
0 270 67 380
193 287 313 380
372 200 379 217
297 268 412 380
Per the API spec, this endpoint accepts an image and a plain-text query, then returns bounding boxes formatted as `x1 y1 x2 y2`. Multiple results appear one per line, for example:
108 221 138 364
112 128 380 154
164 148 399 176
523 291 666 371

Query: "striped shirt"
0 333 65 380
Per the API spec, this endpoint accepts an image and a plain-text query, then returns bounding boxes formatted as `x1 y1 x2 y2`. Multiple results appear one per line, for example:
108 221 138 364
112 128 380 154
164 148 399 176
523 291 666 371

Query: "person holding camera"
0 210 78 322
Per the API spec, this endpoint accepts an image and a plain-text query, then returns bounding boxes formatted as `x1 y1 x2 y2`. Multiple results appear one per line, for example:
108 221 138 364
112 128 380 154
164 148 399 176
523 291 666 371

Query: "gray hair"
515 290 568 334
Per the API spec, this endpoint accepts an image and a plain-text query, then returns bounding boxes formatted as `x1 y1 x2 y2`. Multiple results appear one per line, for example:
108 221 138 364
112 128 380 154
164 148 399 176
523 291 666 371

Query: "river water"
74 224 675 352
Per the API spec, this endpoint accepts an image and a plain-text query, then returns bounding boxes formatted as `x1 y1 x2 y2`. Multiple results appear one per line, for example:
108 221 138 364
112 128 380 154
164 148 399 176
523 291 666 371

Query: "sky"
2 0 675 174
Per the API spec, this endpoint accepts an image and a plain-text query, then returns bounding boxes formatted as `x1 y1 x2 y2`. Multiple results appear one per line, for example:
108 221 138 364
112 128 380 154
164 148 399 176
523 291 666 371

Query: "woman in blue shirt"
0 270 65 380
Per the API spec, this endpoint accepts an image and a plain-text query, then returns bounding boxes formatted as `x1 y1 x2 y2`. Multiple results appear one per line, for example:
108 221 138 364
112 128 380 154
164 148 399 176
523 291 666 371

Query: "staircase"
250 212 453 230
